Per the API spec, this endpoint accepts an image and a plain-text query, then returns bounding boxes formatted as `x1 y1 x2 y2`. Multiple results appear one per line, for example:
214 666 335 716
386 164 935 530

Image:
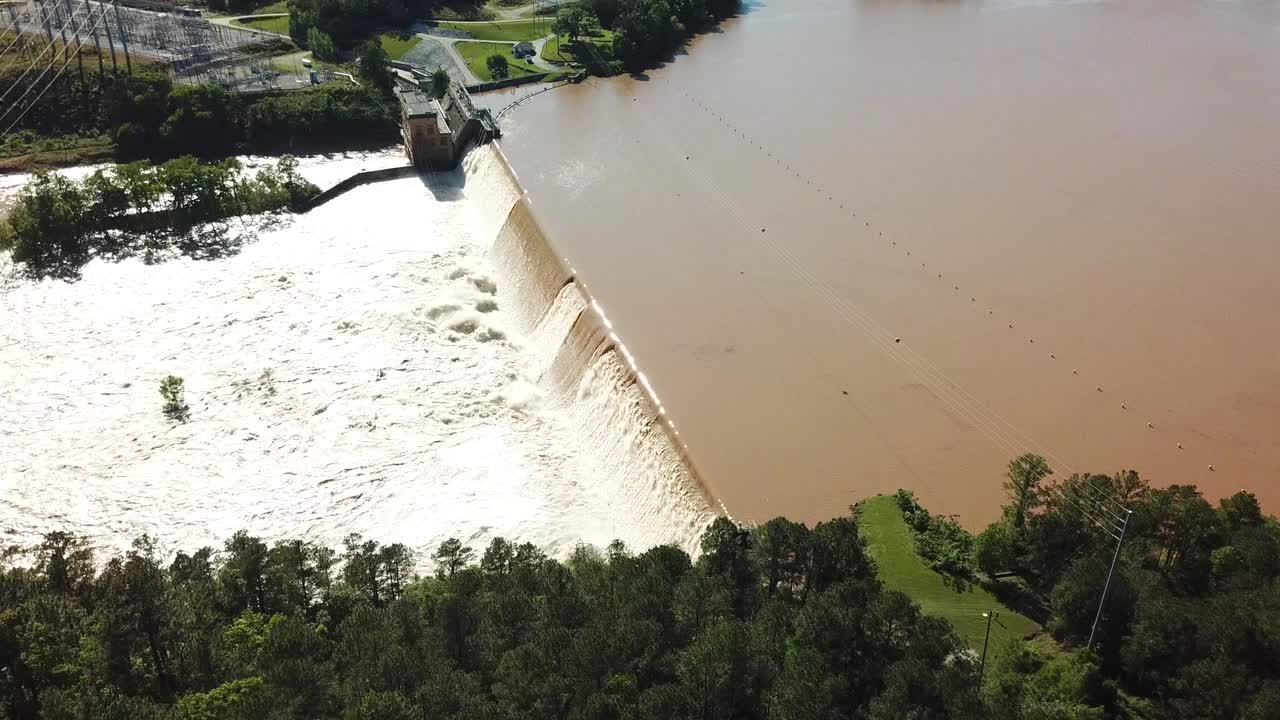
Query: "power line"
0 1 108 140
0 1 42 59
0 5 66 111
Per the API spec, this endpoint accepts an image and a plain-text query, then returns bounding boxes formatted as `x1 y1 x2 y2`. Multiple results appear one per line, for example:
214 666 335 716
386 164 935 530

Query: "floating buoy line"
660 85 1216 472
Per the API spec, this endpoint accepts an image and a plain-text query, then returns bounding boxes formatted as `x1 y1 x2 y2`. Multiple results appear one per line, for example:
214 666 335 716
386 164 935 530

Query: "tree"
355 690 417 720
1003 454 1052 530
220 531 271 613
36 532 95 596
674 618 756 719
983 641 1105 720
432 539 474 579
267 539 334 615
554 7 598 41
1049 556 1134 647
429 68 450 99
808 516 872 593
707 0 739 19
486 53 509 80
698 518 758 618
160 84 237 157
750 517 810 600
357 39 393 96
1219 491 1264 533
341 534 414 606
1 171 90 276
1141 484 1220 591
177 676 269 720
259 614 337 717
588 0 620 27
974 522 1016 575
307 27 338 62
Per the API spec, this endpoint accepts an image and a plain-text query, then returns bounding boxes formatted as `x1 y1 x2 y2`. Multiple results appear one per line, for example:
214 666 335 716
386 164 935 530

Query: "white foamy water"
0 146 715 566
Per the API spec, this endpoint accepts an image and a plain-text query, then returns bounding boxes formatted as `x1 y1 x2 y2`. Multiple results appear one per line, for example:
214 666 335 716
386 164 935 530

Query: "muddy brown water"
485 0 1280 527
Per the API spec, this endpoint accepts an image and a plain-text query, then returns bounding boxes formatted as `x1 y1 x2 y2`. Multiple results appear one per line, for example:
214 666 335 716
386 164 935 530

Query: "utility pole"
37 0 56 49
102 0 118 72
111 0 129 73
977 610 998 686
83 0 103 74
59 0 83 78
1088 508 1133 650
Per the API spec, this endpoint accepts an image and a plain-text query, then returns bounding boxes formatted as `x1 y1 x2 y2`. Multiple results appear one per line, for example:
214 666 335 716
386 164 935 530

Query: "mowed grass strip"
251 1 289 14
858 495 1040 651
379 33 423 61
434 19 552 42
235 15 290 34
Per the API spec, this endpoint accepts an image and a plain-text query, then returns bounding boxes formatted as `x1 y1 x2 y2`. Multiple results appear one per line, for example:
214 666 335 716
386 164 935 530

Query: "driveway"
400 34 470 84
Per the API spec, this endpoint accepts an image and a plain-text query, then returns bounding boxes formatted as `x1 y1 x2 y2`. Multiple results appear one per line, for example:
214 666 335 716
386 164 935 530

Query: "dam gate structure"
395 79 498 171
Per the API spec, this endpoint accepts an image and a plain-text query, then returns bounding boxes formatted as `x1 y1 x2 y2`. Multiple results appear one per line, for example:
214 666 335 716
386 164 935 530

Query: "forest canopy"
2 459 1276 719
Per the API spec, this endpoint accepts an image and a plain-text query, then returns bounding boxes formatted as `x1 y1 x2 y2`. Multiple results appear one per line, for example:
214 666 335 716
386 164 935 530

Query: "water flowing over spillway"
0 147 715 565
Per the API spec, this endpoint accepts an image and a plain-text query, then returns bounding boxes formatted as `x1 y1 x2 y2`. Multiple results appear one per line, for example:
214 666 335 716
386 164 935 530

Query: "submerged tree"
160 375 189 422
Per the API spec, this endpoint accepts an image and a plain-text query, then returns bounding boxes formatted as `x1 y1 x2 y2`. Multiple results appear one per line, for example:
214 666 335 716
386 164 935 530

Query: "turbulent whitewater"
0 146 715 565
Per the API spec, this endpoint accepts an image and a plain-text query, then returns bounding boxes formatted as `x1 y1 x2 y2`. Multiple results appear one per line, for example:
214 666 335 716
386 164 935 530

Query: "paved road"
401 34 470 84
441 37 482 85
208 13 291 40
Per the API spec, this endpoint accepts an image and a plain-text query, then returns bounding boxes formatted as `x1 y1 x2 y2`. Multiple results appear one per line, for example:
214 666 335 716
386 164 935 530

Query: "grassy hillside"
455 41 543 81
858 494 1040 651
235 14 290 34
379 33 423 60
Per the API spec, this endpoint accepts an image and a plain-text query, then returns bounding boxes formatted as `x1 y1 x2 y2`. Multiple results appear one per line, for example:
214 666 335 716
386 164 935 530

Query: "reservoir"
492 0 1280 525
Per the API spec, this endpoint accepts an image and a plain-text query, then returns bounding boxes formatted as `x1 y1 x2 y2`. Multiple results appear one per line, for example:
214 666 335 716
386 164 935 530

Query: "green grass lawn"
434 18 553 42
251 0 289 14
858 495 1040 652
454 41 543 81
234 15 290 35
379 33 423 61
540 30 615 66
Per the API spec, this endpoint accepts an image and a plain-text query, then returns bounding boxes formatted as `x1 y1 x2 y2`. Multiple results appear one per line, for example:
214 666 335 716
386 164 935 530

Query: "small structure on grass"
513 41 535 59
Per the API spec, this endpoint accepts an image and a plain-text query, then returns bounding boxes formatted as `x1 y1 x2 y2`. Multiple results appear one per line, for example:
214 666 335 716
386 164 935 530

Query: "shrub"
893 489 976 579
975 522 1016 575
